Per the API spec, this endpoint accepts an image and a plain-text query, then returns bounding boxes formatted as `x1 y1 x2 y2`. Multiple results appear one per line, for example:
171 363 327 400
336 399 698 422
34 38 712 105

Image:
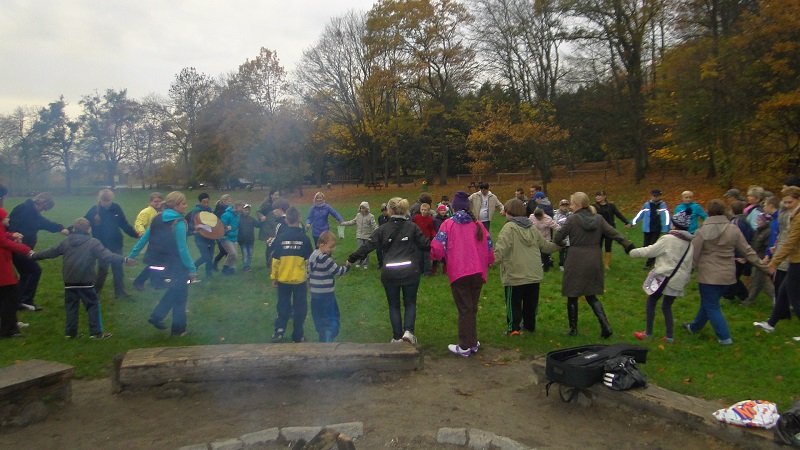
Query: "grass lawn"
1 184 798 410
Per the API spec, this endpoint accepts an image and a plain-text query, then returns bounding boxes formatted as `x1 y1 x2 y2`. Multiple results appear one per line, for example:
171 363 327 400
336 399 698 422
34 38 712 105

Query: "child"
495 199 558 335
133 192 163 290
553 199 572 271
1 208 31 338
264 199 290 269
306 192 344 247
530 208 557 271
270 206 313 343
237 204 259 272
341 201 378 269
631 189 670 269
219 200 243 275
307 231 350 342
412 203 436 275
32 218 134 339
437 195 452 217
433 205 449 274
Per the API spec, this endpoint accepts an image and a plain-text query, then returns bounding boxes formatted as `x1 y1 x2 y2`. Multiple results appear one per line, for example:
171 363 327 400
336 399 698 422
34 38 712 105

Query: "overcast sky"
0 0 378 115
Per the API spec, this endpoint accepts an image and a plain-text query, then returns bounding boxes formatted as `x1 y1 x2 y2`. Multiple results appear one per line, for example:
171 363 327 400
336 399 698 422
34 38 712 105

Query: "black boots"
567 298 578 336
588 297 613 339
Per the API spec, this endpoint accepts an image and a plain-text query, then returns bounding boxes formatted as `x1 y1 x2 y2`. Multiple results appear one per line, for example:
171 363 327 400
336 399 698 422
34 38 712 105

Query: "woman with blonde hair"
554 192 635 338
348 197 430 344
84 189 138 299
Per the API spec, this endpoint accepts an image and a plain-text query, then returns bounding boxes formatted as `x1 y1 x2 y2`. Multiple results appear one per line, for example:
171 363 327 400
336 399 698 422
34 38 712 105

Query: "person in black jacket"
594 191 631 270
84 189 138 299
348 197 430 344
8 192 68 310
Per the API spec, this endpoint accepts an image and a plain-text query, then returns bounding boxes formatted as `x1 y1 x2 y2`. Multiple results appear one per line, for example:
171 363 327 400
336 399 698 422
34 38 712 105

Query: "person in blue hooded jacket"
128 191 197 337
219 201 242 275
306 192 343 246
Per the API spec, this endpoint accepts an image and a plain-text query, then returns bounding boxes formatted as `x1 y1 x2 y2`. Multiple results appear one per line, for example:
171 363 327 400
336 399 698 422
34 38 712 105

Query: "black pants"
504 283 540 332
12 253 41 307
643 232 661 267
96 245 126 296
0 284 20 336
383 280 419 340
768 265 799 326
275 282 308 342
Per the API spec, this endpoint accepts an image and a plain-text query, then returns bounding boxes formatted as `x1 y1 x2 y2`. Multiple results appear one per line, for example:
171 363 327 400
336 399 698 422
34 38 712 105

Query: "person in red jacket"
0 207 33 338
412 203 436 275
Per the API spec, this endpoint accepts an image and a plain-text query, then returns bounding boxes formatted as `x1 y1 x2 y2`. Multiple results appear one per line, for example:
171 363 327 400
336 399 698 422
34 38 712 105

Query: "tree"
166 67 217 184
79 89 137 187
126 96 169 189
28 98 80 192
233 47 287 115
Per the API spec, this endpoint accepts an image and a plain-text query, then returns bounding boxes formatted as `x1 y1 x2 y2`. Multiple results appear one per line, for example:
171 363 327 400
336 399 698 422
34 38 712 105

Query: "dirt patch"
1 348 740 449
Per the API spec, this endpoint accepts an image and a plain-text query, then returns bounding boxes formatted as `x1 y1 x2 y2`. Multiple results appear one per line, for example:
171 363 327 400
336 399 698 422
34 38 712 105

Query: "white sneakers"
753 321 775 333
401 330 417 344
448 341 481 357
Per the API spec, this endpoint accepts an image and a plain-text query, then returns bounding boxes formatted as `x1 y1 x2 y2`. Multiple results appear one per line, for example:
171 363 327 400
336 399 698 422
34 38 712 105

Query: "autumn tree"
27 98 80 192
79 89 138 187
232 47 287 115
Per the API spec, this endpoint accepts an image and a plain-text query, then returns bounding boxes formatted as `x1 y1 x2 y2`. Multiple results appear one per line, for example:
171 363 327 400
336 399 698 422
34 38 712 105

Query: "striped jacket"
307 249 349 294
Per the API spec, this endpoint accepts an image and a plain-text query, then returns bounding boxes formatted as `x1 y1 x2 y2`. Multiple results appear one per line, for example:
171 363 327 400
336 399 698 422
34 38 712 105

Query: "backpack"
602 355 647 391
545 344 648 401
775 401 800 446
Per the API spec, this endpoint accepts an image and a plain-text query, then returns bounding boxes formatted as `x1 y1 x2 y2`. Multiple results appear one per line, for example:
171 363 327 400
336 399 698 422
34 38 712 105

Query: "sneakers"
171 331 188 337
390 338 403 343
401 330 417 344
17 321 29 328
148 317 167 330
559 266 564 272
633 331 649 341
718 338 733 345
508 330 521 336
753 321 775 333
471 341 481 354
292 336 306 343
683 323 694 335
448 344 473 357
271 328 285 343
89 332 113 340
793 337 800 342
20 303 41 311
661 336 674 344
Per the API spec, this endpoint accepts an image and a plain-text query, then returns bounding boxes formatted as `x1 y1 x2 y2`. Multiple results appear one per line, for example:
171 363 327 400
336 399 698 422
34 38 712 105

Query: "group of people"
1 176 799 355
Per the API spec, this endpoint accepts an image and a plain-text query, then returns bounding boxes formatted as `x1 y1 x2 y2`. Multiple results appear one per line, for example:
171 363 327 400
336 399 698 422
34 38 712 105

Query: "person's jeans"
275 282 308 342
12 254 42 306
311 292 340 342
219 239 238 269
194 235 215 277
96 245 126 296
383 280 419 340
688 283 731 341
150 274 189 334
64 288 103 336
355 238 370 267
239 243 253 270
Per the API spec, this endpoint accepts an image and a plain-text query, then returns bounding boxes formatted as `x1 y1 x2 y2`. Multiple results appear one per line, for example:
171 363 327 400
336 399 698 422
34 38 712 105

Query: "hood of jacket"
508 218 537 247
509 216 532 229
697 215 731 242
68 231 92 247
668 229 694 242
574 208 599 231
452 210 474 225
162 208 184 223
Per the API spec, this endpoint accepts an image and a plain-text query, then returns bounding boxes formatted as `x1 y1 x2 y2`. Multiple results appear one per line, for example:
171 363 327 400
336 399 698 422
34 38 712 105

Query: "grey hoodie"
33 232 126 286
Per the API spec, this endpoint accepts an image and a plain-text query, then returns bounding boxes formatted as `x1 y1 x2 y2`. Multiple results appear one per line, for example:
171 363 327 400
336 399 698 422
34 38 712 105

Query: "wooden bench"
113 343 422 391
366 182 383 190
0 360 74 427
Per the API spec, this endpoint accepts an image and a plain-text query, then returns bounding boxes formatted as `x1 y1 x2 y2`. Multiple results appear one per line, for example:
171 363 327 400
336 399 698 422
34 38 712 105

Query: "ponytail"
463 209 484 242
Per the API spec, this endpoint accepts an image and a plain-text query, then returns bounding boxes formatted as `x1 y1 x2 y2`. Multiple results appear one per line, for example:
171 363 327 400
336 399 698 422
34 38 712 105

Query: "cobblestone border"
437 427 531 450
176 421 363 450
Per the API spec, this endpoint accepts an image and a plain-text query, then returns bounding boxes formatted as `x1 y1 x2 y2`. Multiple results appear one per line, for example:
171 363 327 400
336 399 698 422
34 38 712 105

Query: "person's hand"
12 232 23 242
271 280 278 288
624 223 632 228
624 243 636 254
735 257 745 264
768 266 777 276
60 228 70 236
226 226 232 231
124 257 137 266
28 251 35 258
345 260 352 267
189 273 198 283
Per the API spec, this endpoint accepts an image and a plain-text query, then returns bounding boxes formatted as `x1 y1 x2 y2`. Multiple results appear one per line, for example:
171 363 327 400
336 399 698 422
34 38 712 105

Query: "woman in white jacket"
628 210 694 343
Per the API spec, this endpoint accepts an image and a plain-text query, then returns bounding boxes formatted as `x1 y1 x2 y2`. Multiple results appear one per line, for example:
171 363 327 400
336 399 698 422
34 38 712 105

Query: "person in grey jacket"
684 199 768 345
33 218 135 339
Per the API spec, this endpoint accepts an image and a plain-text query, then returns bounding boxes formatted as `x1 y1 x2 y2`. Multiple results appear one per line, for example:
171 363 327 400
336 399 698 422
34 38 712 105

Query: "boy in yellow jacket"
269 206 313 342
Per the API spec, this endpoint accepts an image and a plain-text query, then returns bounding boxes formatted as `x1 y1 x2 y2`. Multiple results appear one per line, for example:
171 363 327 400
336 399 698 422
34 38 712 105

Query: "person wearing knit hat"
627 210 695 344
673 190 707 234
451 191 470 213
340 201 378 269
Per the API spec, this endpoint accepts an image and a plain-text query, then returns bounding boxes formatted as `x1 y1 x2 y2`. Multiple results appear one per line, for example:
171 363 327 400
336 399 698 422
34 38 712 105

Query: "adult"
632 189 670 269
673 190 707 234
744 185 766 231
754 186 800 334
468 182 503 233
723 188 745 207
187 193 215 279
493 198 559 336
0 207 32 338
129 191 197 337
348 197 429 344
431 191 494 357
8 192 68 310
724 200 753 301
629 211 694 343
684 199 767 345
306 192 344 246
594 190 631 270
514 187 526 203
553 192 634 338
85 189 138 299
132 192 163 291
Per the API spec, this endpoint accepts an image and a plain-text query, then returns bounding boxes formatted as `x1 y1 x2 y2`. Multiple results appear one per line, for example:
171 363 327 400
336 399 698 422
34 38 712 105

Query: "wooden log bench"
0 359 74 427
365 182 383 190
113 343 422 392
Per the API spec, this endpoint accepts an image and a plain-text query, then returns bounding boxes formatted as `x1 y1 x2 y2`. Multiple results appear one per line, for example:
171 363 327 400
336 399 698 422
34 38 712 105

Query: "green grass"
2 188 798 410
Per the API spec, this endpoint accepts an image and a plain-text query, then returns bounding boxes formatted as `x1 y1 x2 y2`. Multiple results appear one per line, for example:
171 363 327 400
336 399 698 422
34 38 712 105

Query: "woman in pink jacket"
431 191 494 357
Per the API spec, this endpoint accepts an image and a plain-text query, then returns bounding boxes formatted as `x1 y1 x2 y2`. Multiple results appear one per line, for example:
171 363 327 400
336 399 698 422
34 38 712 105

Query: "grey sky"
0 0 377 114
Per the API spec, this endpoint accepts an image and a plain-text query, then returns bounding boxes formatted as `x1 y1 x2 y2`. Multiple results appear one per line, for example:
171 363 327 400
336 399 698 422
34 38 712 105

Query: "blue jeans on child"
64 287 104 337
239 242 253 270
311 292 340 342
194 235 215 277
150 275 189 335
687 283 731 342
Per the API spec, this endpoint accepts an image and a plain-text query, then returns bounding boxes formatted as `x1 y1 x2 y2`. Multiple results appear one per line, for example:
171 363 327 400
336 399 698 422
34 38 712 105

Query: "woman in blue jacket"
306 192 343 246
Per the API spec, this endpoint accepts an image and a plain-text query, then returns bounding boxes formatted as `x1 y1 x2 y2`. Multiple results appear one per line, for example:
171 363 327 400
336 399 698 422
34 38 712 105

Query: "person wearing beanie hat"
628 210 695 343
0 207 32 337
468 184 503 234
673 191 707 234
341 201 378 269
